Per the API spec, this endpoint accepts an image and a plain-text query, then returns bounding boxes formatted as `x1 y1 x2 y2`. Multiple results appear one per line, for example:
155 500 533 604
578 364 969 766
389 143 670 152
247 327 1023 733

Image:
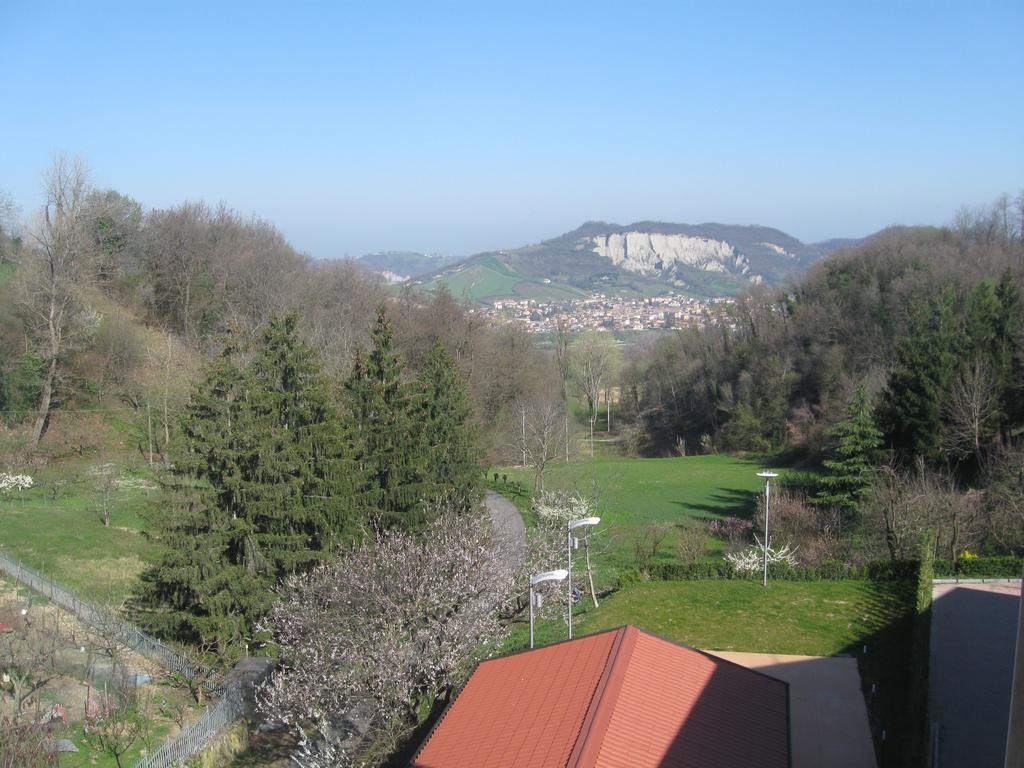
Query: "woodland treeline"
629 210 1023 466
0 157 554 455
622 200 1024 558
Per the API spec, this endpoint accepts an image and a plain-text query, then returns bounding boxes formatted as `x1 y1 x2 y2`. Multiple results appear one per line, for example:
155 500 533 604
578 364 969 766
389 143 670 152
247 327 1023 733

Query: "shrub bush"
676 522 708 565
933 556 1023 578
615 567 647 590
644 558 916 583
903 531 934 768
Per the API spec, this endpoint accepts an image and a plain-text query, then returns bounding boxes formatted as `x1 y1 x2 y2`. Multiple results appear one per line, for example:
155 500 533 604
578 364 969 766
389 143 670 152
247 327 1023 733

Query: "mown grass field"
498 453 787 576
507 578 913 657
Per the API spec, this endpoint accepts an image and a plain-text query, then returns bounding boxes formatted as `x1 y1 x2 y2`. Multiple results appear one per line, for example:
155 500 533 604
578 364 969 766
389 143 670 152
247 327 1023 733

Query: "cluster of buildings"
475 293 734 333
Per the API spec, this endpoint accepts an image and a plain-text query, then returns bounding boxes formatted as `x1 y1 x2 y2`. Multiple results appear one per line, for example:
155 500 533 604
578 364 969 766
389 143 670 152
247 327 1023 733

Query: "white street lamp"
567 517 601 639
757 471 779 587
530 569 568 649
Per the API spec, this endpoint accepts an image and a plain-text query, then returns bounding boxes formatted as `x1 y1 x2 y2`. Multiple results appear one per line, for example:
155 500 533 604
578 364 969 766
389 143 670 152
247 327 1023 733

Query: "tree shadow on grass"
672 488 758 519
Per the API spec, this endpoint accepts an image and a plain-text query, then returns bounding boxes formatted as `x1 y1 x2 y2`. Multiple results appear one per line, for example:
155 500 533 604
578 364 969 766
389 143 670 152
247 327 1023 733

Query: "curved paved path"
484 490 527 571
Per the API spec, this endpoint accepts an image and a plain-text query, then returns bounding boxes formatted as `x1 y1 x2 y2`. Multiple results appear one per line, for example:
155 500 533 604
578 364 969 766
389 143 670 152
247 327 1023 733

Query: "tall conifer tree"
881 289 960 461
343 306 425 529
414 338 481 507
137 316 352 653
812 385 883 517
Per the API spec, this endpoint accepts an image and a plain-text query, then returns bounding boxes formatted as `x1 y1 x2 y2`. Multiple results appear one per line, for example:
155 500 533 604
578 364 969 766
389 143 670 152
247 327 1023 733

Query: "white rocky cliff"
587 232 752 278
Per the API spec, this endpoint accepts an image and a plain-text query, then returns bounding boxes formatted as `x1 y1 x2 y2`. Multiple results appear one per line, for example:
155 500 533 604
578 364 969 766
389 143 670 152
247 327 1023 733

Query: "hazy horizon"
2 1 1021 257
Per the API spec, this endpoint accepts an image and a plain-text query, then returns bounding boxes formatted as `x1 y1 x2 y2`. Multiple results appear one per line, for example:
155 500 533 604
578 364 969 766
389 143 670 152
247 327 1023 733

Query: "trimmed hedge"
933 556 1023 578
903 532 934 768
642 559 917 584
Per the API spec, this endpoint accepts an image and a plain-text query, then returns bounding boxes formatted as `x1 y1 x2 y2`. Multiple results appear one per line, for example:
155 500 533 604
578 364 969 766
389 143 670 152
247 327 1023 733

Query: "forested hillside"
630 216 1023 466
623 204 1024 560
0 158 554 462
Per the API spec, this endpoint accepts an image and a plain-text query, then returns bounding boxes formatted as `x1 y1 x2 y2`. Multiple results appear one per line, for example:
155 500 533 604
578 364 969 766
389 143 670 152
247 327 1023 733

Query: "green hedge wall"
636 559 917 585
903 532 934 768
933 556 1023 578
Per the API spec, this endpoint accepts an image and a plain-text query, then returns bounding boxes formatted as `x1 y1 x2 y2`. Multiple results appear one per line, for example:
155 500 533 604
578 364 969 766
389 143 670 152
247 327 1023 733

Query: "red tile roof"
412 626 790 768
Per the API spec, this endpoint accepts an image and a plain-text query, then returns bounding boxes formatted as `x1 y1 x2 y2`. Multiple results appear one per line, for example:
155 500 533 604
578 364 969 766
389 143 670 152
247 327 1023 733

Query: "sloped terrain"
415 220 840 303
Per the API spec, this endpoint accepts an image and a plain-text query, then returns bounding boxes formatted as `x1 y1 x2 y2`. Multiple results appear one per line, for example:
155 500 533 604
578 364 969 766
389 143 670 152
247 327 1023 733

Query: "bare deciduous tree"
519 399 564 492
19 155 97 450
633 521 674 572
864 459 986 561
84 684 153 768
0 715 51 768
940 359 1000 462
0 189 18 265
90 463 118 527
569 331 622 456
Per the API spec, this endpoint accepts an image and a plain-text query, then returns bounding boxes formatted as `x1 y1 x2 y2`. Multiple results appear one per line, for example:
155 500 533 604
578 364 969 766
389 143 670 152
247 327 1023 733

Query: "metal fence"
134 678 246 768
0 549 220 690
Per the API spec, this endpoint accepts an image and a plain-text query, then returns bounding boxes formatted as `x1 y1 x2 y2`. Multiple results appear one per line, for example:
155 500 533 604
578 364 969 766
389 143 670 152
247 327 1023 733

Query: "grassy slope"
0 465 158 604
0 270 194 605
426 254 590 303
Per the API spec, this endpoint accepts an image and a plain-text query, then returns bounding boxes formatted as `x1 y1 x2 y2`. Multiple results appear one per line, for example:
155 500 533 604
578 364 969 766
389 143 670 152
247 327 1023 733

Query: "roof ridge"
566 625 639 768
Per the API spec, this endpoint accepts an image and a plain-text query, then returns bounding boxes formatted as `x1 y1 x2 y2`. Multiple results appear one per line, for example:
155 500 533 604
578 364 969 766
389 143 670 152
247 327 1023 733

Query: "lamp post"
757 471 779 587
529 569 568 649
567 516 601 639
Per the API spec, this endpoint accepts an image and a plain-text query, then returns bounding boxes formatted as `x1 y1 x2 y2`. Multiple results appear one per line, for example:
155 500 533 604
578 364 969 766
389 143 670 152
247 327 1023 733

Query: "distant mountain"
355 251 462 283
413 221 842 303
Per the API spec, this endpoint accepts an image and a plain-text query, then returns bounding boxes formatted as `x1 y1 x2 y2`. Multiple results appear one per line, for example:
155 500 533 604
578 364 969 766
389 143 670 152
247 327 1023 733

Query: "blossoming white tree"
532 491 605 608
725 538 799 572
257 500 524 767
0 474 33 498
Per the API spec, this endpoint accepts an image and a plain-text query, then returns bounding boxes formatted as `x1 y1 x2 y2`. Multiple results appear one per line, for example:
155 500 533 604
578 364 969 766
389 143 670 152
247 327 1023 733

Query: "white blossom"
725 538 799 572
257 499 522 767
0 473 34 496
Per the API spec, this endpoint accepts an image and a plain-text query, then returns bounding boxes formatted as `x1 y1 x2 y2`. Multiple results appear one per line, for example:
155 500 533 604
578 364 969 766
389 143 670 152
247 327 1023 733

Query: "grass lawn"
0 462 158 604
501 577 915 762
506 579 913 656
498 454 790 578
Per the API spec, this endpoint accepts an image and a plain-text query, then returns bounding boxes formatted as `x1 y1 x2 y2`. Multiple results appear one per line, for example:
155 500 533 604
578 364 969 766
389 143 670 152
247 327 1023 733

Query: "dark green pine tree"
812 385 883 518
137 316 353 654
344 306 426 529
413 338 482 508
993 270 1024 433
242 313 356 570
136 329 259 652
880 288 961 461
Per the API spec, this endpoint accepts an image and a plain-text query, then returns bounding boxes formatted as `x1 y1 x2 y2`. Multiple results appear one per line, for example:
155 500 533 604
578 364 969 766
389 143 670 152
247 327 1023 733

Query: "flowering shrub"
0 473 33 497
725 540 799 572
532 491 592 525
958 549 979 560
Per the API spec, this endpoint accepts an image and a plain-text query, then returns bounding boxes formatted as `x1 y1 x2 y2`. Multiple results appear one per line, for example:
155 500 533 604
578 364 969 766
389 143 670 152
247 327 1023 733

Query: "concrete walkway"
708 651 876 768
929 580 1022 768
484 490 527 571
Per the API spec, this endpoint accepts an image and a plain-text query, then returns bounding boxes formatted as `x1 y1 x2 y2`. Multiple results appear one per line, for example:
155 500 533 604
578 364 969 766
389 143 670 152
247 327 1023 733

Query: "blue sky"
1 1 1021 256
